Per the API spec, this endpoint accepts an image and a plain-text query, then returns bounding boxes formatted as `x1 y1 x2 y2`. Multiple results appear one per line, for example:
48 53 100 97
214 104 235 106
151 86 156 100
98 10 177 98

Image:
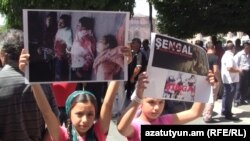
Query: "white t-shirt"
221 50 239 84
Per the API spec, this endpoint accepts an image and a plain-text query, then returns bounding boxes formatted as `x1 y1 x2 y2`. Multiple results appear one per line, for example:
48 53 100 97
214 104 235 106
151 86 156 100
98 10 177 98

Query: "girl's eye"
159 100 164 104
148 100 155 104
75 112 94 118
76 113 83 117
87 112 94 117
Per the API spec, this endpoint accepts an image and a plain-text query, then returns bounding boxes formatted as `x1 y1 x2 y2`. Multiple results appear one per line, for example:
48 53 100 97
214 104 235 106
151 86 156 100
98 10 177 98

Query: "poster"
23 9 129 83
144 33 211 103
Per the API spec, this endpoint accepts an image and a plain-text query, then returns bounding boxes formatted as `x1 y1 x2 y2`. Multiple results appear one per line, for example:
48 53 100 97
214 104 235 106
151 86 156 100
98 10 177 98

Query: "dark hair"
235 38 241 45
60 14 71 27
47 12 57 19
67 93 98 141
46 12 57 28
226 40 233 44
103 34 118 49
226 42 235 50
132 38 141 46
142 39 149 46
79 17 95 30
194 40 204 47
0 29 23 61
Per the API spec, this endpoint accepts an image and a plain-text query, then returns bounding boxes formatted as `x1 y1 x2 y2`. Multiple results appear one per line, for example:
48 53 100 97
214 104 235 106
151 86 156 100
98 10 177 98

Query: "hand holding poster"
144 33 211 103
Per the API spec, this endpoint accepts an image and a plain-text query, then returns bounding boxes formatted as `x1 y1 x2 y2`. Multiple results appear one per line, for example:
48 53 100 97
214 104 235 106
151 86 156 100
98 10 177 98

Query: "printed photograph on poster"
144 33 211 103
23 9 129 83
163 72 196 102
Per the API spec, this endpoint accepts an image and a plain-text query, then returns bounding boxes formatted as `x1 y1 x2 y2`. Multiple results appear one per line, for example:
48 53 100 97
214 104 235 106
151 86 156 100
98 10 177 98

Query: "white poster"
144 33 211 103
23 9 129 83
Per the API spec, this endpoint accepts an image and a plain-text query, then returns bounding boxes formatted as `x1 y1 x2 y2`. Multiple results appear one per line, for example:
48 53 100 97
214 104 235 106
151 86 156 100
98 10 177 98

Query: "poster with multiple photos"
23 9 129 83
144 33 212 103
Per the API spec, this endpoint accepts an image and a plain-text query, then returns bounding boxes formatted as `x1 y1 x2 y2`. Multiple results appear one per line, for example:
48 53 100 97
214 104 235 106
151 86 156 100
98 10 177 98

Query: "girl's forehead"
71 102 95 111
144 97 165 102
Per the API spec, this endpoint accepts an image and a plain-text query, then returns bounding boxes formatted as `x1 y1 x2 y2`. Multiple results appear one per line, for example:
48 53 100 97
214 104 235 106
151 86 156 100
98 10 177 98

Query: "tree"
148 0 153 32
149 0 250 39
0 0 135 29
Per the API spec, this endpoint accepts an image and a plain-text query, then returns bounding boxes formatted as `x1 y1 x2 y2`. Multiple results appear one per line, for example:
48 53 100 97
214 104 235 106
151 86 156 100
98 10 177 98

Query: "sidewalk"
107 99 250 141
187 99 250 125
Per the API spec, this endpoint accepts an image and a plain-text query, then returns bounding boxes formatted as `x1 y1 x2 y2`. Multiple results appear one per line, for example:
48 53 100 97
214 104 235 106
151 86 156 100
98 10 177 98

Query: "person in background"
0 29 59 141
194 39 204 48
141 39 150 61
125 38 148 106
220 42 241 120
235 38 243 54
117 71 215 141
233 40 250 107
203 41 221 123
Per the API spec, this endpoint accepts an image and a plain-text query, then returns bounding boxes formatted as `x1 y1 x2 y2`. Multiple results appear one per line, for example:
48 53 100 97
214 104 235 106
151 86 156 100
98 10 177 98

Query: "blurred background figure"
233 40 250 107
125 38 148 107
141 39 150 61
0 29 59 140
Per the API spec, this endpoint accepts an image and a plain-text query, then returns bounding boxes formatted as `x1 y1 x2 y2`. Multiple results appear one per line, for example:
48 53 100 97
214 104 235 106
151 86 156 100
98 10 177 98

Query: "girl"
19 46 132 141
93 34 124 80
71 17 96 80
117 71 214 141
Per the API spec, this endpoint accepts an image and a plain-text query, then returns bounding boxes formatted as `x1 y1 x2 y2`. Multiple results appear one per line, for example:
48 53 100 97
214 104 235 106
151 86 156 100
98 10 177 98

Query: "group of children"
19 46 214 141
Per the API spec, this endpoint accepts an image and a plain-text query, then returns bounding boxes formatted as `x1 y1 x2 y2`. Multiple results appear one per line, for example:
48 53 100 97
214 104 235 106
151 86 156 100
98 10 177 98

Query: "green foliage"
0 0 135 29
150 0 250 38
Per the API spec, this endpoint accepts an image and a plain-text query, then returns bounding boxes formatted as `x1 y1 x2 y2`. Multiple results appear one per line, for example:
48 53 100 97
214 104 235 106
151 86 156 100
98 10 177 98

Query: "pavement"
187 99 250 125
106 99 250 141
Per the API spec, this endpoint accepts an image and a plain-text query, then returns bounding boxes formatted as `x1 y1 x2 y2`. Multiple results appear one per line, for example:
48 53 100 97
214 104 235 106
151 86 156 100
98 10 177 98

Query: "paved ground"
107 99 250 141
187 99 250 125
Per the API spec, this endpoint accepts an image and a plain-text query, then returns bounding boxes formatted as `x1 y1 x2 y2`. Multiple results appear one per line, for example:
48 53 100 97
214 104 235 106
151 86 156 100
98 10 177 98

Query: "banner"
144 33 211 103
23 9 129 83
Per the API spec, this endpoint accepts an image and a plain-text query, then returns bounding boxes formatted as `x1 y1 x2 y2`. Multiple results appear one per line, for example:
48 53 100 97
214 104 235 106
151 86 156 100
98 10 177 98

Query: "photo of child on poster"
23 9 129 83
144 33 211 103
163 72 196 102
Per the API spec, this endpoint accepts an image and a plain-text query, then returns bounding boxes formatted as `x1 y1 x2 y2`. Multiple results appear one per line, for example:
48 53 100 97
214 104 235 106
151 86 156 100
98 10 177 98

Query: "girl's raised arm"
117 72 148 137
19 49 60 141
171 102 205 124
99 81 120 134
31 84 61 141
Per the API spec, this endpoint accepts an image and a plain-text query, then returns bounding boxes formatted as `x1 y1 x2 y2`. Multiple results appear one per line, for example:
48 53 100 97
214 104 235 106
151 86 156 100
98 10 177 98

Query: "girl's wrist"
130 90 142 104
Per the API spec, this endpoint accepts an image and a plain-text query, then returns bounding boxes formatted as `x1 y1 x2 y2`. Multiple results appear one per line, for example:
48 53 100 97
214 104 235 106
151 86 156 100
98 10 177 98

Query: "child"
117 71 214 141
19 46 132 141
93 34 124 80
71 17 96 80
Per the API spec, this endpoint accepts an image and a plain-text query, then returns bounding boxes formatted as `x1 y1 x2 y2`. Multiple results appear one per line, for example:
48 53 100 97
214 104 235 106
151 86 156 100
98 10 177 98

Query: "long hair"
65 91 98 141
103 34 118 49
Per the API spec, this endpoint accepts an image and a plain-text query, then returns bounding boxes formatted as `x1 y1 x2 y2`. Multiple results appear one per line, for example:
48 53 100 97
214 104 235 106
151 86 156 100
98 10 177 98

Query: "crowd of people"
0 23 249 141
195 37 250 123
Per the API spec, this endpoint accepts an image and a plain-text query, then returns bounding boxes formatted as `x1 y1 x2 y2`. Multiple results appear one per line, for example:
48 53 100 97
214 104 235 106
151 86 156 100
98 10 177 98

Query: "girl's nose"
81 115 88 123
